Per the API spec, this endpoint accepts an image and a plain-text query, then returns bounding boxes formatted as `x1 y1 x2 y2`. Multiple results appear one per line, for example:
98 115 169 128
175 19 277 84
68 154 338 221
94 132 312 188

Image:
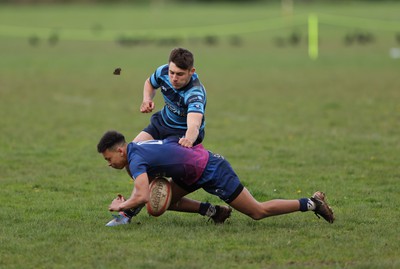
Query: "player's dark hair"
169 47 194 70
97 130 126 153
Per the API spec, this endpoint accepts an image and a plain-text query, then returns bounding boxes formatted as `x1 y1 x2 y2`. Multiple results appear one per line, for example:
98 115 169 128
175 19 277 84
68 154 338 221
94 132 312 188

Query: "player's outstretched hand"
108 194 126 211
140 100 155 113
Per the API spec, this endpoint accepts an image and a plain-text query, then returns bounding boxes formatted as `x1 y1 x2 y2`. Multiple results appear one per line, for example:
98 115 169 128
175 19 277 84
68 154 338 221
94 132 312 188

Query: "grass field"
1 2 399 268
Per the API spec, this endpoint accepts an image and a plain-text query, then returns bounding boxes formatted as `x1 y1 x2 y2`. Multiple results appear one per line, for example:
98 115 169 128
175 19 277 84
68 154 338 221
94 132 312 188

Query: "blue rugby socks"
299 198 316 212
199 202 216 217
123 204 144 218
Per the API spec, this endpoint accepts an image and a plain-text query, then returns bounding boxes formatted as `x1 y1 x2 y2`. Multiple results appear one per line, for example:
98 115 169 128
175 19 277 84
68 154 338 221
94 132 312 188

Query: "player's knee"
248 213 264 220
246 209 266 220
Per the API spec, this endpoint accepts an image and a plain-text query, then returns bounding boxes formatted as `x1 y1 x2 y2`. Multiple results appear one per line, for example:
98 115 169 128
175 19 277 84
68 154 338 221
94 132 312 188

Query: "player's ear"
189 67 195 75
117 146 124 156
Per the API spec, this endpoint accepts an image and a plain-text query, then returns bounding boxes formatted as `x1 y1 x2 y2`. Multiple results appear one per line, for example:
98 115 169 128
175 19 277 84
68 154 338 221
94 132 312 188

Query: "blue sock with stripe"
299 198 316 212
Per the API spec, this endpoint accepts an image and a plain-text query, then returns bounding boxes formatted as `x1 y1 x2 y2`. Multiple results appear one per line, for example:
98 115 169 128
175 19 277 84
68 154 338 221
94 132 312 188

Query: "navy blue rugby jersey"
127 138 209 185
149 64 206 131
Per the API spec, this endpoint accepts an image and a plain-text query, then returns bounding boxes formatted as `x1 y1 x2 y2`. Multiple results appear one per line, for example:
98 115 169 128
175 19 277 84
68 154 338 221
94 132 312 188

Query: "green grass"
1 2 400 269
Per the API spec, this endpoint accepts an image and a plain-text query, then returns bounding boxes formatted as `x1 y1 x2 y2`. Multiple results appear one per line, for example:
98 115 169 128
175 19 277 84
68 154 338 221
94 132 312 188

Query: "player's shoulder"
184 82 206 101
152 64 169 79
156 64 169 74
127 142 139 154
126 142 140 162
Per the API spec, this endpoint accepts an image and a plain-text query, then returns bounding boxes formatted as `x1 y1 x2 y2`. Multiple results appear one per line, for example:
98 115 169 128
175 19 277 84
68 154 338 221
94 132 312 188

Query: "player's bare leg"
168 181 230 223
228 187 300 220
168 182 198 212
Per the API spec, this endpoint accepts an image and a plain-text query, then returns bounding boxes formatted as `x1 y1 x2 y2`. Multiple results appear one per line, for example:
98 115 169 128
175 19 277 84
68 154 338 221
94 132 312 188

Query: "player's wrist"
185 138 195 145
143 97 153 102
186 130 199 144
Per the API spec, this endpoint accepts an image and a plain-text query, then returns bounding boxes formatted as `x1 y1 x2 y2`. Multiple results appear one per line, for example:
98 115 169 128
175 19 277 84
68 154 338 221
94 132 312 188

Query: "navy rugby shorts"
173 152 244 203
143 111 204 146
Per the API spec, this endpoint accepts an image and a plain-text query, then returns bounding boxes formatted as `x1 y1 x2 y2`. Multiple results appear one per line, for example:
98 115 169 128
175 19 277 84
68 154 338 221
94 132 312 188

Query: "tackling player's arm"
140 78 156 113
109 173 150 211
179 112 203 148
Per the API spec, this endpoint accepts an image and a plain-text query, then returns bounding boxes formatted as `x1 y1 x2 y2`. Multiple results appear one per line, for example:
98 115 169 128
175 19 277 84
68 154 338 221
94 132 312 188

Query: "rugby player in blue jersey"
134 47 206 148
97 131 335 226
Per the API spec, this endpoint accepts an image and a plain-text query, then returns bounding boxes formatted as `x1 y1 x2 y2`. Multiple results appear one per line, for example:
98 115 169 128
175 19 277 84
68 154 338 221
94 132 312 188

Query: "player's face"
102 148 126 170
168 62 195 89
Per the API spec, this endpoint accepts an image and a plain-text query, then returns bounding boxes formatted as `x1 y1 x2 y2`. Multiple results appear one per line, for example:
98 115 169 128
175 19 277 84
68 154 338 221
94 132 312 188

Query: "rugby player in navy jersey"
134 47 206 148
97 131 335 226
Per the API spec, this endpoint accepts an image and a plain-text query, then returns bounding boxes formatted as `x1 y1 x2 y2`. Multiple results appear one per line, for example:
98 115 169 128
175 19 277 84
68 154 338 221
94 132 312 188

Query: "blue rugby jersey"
127 137 209 185
149 64 206 131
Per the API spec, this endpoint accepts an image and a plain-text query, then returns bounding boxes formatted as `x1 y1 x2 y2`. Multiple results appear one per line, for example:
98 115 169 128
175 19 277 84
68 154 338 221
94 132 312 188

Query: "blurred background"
1 1 399 268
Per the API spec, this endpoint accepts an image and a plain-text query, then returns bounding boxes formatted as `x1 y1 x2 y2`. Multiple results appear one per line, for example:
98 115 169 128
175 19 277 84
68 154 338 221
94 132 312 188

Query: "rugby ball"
146 177 172 217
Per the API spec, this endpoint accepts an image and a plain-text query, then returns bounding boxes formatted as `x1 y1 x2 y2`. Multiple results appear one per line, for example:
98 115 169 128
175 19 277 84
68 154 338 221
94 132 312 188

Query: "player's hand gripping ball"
146 177 172 217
